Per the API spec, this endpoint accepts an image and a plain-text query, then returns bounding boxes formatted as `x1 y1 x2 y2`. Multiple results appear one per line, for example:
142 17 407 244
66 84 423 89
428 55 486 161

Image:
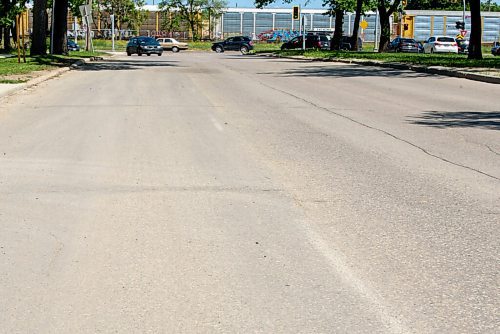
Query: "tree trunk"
52 0 68 54
330 9 344 50
3 27 11 52
378 7 391 52
468 0 482 59
351 0 363 51
1 0 12 52
377 0 400 52
189 18 197 41
31 0 48 55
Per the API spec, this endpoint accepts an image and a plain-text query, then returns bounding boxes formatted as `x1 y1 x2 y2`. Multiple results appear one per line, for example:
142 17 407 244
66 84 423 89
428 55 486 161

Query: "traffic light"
455 21 465 30
292 6 300 20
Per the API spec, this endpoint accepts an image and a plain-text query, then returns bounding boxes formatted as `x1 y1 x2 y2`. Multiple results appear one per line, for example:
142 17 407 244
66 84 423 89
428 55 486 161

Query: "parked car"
67 40 80 51
456 38 469 54
156 37 188 52
337 36 363 51
126 37 163 56
417 41 424 53
422 36 458 54
211 36 253 54
387 37 420 53
281 34 329 50
492 42 500 56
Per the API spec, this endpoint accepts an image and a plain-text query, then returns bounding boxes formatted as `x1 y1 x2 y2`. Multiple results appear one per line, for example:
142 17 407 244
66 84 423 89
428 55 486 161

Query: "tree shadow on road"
74 59 181 71
259 64 440 79
408 111 500 130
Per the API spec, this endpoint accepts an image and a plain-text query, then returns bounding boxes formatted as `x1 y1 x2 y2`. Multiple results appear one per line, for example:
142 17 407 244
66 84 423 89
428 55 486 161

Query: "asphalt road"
0 52 498 333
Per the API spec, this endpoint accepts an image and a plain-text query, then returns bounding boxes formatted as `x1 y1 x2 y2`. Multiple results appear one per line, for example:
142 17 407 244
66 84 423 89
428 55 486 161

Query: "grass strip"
0 52 107 82
264 49 500 68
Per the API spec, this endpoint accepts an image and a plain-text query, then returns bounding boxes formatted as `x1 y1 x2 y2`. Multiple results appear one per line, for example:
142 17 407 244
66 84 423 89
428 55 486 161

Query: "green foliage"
0 0 28 27
100 0 147 31
158 0 226 40
405 0 499 12
68 0 87 18
406 0 466 11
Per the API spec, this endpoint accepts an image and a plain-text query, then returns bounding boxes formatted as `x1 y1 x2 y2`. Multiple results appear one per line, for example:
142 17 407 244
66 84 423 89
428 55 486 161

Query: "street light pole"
462 0 466 26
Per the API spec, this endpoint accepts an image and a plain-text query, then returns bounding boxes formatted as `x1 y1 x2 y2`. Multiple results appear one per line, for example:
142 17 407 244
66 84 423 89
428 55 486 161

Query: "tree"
159 0 224 41
203 0 226 39
31 0 47 55
319 0 356 50
468 0 482 59
377 0 400 52
351 0 376 51
1 0 27 52
101 0 147 37
52 0 69 54
406 0 465 10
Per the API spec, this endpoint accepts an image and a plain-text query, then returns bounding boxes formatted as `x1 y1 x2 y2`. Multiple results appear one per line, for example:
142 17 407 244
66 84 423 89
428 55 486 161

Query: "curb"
0 58 87 100
257 53 500 85
329 58 500 85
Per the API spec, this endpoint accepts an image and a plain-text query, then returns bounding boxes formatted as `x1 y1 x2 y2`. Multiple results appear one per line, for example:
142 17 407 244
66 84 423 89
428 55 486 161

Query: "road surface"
0 52 498 333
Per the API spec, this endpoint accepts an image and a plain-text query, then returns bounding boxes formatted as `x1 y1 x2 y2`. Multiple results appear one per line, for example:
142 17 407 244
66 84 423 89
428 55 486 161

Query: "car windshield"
437 37 455 42
139 37 159 45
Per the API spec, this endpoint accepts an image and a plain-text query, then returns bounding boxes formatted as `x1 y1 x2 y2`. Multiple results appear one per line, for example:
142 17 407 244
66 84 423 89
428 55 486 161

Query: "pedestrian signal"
293 6 300 20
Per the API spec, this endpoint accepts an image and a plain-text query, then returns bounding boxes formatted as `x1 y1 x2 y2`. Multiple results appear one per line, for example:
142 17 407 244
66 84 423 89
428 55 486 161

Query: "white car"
423 36 458 54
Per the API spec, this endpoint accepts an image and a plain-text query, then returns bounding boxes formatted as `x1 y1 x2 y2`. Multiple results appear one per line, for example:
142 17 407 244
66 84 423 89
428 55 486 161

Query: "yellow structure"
402 15 414 38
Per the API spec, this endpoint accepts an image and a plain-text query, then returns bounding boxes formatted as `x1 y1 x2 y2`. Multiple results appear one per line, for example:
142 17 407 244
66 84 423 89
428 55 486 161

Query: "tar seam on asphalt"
258 81 500 182
486 145 500 156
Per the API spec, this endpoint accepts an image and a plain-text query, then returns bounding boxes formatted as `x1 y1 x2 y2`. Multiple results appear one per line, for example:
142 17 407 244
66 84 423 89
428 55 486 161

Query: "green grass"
0 79 28 84
270 49 500 68
91 38 284 52
92 39 128 51
0 51 107 81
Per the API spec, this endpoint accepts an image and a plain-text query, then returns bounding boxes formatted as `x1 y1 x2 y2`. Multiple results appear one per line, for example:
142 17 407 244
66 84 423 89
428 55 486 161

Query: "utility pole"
50 0 56 54
86 0 92 51
462 0 466 27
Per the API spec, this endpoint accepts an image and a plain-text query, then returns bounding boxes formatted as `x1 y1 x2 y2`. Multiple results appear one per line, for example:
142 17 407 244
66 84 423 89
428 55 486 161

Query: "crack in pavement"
1 185 285 196
259 82 500 182
486 145 500 156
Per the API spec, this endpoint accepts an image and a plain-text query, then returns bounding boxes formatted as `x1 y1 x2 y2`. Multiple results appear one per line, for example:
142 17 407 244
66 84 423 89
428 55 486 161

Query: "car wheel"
240 46 249 54
158 53 162 56
147 53 151 56
138 50 142 56
215 46 223 53
172 46 179 53
127 51 131 56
